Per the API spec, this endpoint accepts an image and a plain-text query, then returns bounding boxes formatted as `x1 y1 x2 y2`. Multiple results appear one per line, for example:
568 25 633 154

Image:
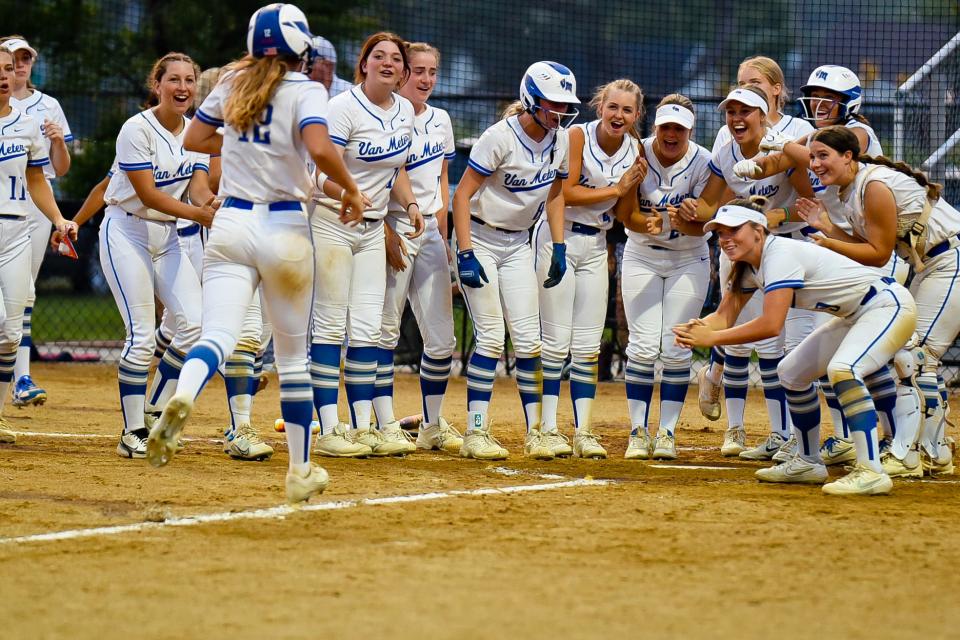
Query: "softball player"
685 86 814 461
0 36 73 408
535 78 644 460
0 48 77 443
452 61 577 461
795 126 960 477
675 200 917 495
146 3 365 504
372 42 462 454
100 53 215 459
309 32 423 458
613 94 712 460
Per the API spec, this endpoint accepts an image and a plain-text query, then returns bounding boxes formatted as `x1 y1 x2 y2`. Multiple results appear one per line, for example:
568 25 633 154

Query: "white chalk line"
0 478 610 547
650 464 740 471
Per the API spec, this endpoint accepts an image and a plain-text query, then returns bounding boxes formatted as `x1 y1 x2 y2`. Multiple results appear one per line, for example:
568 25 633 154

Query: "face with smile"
737 65 779 115
725 102 764 146
808 140 854 187
655 122 690 163
597 88 638 140
362 40 405 91
155 61 196 116
716 222 765 264
400 51 437 106
808 88 843 127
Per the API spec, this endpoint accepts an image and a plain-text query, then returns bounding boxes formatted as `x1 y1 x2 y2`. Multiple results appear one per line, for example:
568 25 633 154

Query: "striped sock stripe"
661 366 690 403
542 356 564 397
723 355 749 398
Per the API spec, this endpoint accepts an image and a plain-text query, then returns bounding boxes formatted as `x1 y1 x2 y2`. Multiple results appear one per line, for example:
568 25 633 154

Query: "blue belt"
776 226 818 239
570 221 601 236
0 214 21 220
471 214 521 234
925 233 960 259
177 223 202 237
860 277 896 306
223 197 302 212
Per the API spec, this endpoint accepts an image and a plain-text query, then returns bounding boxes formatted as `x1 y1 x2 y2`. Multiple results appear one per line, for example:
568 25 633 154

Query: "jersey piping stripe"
26 157 50 167
298 116 327 131
1 113 22 135
467 159 493 176
118 161 153 171
764 280 805 292
330 135 348 146
407 151 444 171
356 145 409 163
919 247 959 347
851 289 901 366
139 111 181 157
195 109 224 127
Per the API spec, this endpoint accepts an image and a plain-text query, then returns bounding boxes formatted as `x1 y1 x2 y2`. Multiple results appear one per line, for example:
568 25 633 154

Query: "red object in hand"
58 236 78 259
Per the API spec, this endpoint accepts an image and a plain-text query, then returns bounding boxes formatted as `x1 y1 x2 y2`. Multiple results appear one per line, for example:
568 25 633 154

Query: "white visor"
654 104 695 129
717 88 769 114
703 205 768 232
1 38 38 59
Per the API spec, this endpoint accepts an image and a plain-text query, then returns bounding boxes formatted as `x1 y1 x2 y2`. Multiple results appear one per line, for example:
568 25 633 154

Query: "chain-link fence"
14 0 960 382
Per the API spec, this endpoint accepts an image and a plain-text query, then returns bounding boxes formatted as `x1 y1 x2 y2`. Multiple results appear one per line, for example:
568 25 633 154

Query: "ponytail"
224 55 291 133
859 154 942 201
501 100 526 120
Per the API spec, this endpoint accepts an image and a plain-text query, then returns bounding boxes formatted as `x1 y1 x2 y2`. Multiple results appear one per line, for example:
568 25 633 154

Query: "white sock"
541 394 559 431
725 397 746 428
176 359 210 400
229 393 252 426
319 406 340 434
851 428 882 473
627 399 648 433
14 346 29 381
422 394 443 427
372 396 395 426
659 400 683 436
350 400 372 431
573 397 593 432
466 406 487 432
121 392 145 432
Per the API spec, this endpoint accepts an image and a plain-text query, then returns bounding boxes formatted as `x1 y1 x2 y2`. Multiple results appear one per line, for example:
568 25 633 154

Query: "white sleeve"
116 119 154 173
761 242 805 293
326 94 353 147
711 126 729 155
196 80 227 127
556 129 569 179
692 154 712 197
26 120 50 168
708 147 724 178
442 110 456 160
191 151 211 174
296 82 329 132
467 125 503 177
48 97 73 142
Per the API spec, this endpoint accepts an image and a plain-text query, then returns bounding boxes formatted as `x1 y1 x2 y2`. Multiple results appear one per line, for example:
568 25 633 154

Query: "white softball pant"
25 204 51 284
533 219 608 362
99 207 201 367
719 252 784 358
621 240 709 367
380 215 455 358
455 221 540 358
911 247 960 367
0 217 32 350
310 205 386 347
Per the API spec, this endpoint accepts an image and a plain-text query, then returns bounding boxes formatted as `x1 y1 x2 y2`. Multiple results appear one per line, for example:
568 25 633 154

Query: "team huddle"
2 2 958 503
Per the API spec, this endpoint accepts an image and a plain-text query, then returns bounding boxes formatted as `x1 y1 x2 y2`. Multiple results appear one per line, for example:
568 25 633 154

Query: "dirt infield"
1 363 959 639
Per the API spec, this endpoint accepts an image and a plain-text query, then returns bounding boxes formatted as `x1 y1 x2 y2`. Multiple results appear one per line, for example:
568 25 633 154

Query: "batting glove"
758 130 792 153
733 159 763 179
457 249 488 288
542 243 567 288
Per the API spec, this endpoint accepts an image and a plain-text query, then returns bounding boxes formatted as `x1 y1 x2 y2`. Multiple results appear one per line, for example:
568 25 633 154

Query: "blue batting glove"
542 242 567 288
457 249 488 288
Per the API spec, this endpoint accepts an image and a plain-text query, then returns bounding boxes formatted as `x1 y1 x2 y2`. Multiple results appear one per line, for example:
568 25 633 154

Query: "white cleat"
820 436 857 466
772 433 799 463
652 432 677 460
354 427 411 457
573 431 607 459
739 432 787 461
755 455 828 484
378 422 417 455
285 463 329 504
460 429 509 460
625 431 652 460
822 463 893 496
224 423 274 461
720 426 746 457
416 416 463 454
541 429 573 457
697 366 722 421
315 423 373 458
523 429 555 460
881 449 922 478
921 438 955 476
146 394 193 468
117 428 149 459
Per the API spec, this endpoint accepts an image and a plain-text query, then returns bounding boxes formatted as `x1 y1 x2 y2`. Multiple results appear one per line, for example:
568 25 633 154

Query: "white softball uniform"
537 122 636 363
311 86 414 347
458 116 568 358
381 105 456 358
0 108 49 351
839 163 960 364
745 236 917 390
622 138 712 366
711 139 804 356
99 109 208 366
12 91 73 281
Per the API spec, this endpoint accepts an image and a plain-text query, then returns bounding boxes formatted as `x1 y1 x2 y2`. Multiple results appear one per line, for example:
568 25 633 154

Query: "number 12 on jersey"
238 105 273 145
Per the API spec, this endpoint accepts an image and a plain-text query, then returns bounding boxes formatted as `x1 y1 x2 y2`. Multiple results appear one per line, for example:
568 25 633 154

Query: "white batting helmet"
247 3 313 60
799 65 863 122
519 61 580 129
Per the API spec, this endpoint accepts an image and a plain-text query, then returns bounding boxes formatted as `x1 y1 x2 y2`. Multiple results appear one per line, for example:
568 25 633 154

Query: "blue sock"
723 354 749 427
372 347 395 425
785 384 820 461
759 357 788 438
834 376 881 469
660 366 689 436
153 326 172 360
864 365 897 438
466 352 498 430
420 354 452 426
515 356 543 432
570 358 598 431
917 371 940 417
118 361 149 433
279 368 313 467
310 343 342 433
147 347 186 411
711 346 725 368
625 358 654 434
344 345 377 430
541 356 564 431
820 375 849 438
252 353 264 396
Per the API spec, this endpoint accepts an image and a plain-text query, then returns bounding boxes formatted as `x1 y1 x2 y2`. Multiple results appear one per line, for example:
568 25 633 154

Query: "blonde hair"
657 93 696 114
224 55 291 133
144 52 200 109
725 196 769 293
0 34 35 90
195 66 223 107
739 56 788 111
588 79 644 140
501 100 526 119
405 42 439 66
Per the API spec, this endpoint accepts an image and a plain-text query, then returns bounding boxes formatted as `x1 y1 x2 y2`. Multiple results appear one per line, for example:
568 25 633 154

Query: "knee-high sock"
759 357 788 438
785 384 821 463
625 359 654 434
723 355 749 428
117 362 149 433
708 346 725 383
344 345 377 431
570 358 598 432
660 366 689 436
864 365 897 439
279 368 313 473
820 375 849 439
13 306 32 381
153 326 172 361
224 349 256 429
420 354 452 427
515 356 542 432
540 356 564 432
466 352 498 431
146 347 186 413
834 377 882 472
176 343 222 400
372 347 395 425
310 343 341 434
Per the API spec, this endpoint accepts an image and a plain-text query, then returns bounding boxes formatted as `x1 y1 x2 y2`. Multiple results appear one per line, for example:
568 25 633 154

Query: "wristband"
783 206 790 219
406 202 419 212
